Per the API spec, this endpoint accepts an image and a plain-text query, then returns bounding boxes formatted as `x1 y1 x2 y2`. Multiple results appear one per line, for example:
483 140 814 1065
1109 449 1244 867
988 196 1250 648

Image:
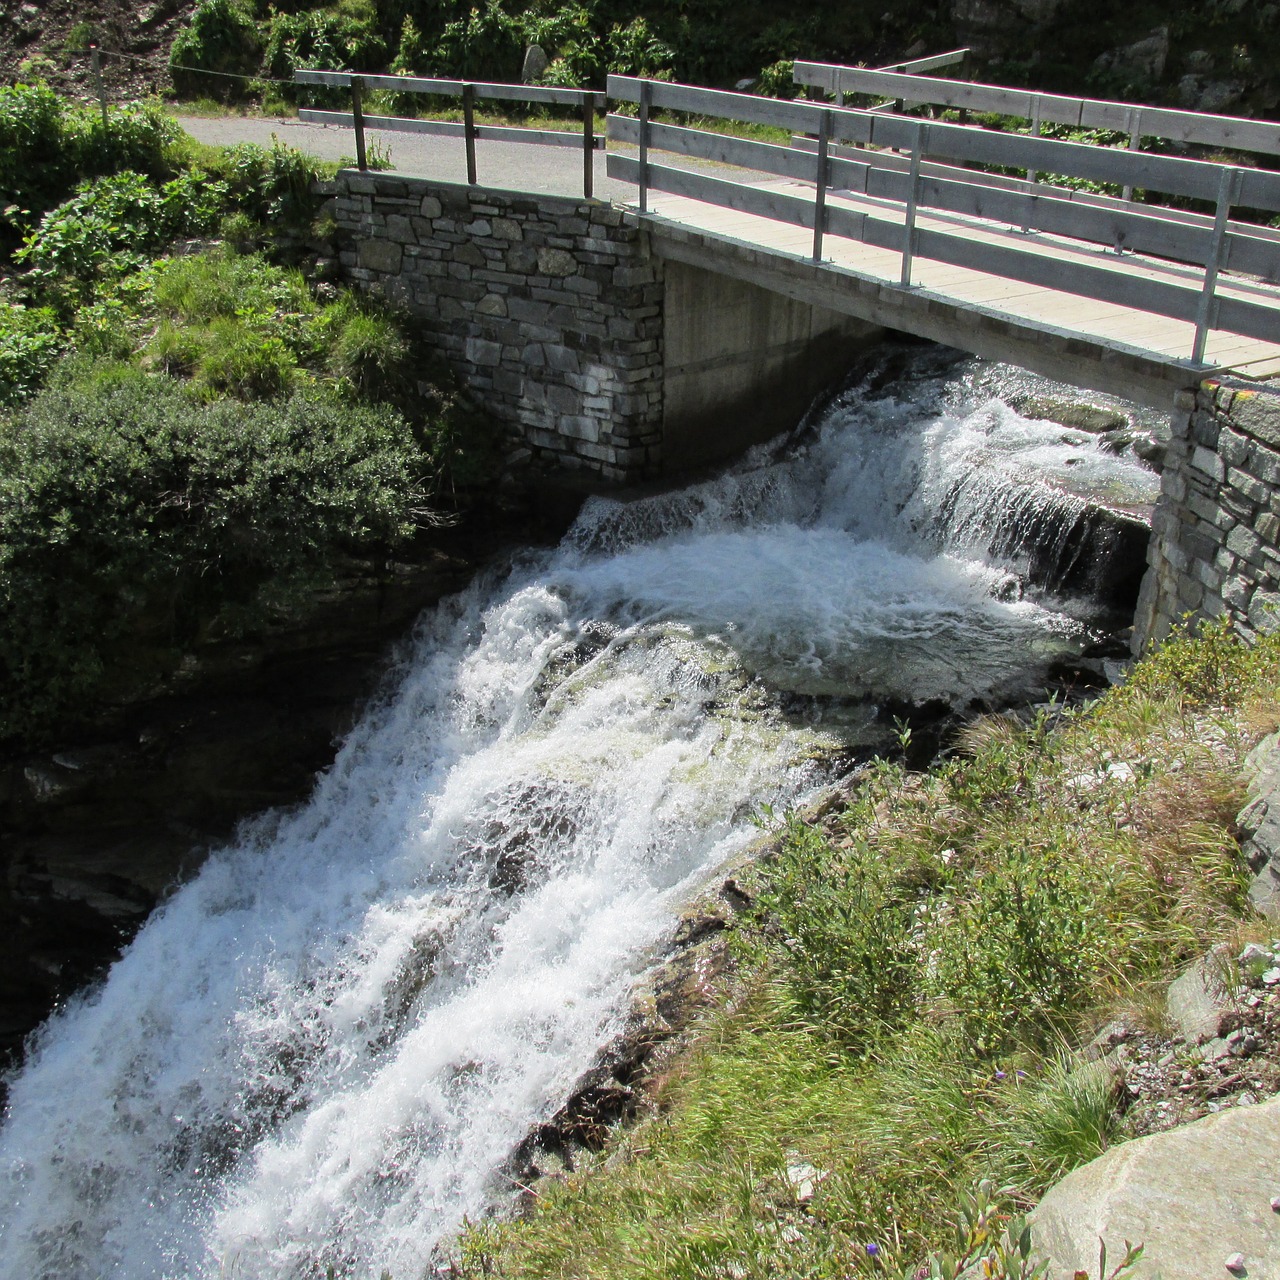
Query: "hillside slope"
1 0 1276 118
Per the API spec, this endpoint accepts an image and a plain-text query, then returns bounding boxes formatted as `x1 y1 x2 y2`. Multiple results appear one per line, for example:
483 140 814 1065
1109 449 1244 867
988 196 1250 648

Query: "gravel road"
177 115 639 203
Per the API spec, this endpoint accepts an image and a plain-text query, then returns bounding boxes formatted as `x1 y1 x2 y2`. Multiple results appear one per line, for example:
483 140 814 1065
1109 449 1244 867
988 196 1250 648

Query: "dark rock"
0 523 537 1077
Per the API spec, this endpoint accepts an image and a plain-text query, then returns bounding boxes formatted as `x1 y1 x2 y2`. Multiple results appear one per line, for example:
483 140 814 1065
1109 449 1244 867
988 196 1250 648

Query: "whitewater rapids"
0 350 1159 1279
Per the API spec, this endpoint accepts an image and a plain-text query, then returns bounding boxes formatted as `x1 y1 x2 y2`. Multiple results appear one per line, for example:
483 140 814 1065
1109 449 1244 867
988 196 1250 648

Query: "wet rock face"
0 542 500 1075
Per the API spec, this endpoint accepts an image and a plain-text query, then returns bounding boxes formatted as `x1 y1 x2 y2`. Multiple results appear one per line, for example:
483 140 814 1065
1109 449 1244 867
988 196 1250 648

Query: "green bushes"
265 7 387 105
0 85 177 254
206 138 329 229
0 303 62 406
0 82 71 223
16 170 229 297
169 0 263 100
0 370 428 739
757 815 920 1040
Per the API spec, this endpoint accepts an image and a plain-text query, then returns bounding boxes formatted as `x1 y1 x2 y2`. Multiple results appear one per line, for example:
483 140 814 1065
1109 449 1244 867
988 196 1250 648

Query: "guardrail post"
1192 166 1242 365
582 91 595 199
900 121 928 287
812 108 831 262
462 82 477 185
1121 108 1143 203
638 80 652 214
90 47 108 129
351 76 367 171
1025 96 1042 190
1019 97 1043 234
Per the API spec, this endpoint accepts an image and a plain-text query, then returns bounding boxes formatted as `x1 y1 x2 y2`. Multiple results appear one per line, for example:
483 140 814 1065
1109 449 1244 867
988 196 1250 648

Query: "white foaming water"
0 353 1156 1279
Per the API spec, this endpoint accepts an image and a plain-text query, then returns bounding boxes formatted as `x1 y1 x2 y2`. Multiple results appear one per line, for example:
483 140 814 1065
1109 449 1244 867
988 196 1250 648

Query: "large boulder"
1032 1097 1280 1278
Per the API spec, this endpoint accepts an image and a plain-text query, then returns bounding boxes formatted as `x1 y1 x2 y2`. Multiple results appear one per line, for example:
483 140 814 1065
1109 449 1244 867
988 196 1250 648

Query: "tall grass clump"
471 618 1280 1280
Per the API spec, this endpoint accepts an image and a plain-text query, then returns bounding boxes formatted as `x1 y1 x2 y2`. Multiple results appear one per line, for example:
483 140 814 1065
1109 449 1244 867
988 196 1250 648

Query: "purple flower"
866 1243 880 1256
994 1070 1006 1080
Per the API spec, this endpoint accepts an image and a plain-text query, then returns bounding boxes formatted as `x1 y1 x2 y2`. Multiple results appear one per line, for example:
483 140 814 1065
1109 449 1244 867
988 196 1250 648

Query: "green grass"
459 618 1280 1280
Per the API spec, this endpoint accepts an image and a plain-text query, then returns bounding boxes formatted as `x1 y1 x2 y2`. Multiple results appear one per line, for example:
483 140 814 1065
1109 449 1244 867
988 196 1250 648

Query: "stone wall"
328 170 664 484
1134 376 1280 651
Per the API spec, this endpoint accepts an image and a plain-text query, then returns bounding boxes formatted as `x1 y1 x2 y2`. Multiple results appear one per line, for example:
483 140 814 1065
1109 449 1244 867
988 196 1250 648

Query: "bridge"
292 64 1280 654
295 63 1280 415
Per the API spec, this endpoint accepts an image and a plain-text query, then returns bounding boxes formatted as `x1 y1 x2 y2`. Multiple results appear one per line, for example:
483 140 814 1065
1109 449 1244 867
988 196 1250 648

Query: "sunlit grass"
458 619 1280 1280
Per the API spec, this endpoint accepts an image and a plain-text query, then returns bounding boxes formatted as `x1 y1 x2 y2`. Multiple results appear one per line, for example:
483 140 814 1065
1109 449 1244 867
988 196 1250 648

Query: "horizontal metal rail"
608 76 1280 211
873 48 969 77
793 61 1280 158
293 69 600 196
294 69 592 107
607 76 1280 362
299 108 605 150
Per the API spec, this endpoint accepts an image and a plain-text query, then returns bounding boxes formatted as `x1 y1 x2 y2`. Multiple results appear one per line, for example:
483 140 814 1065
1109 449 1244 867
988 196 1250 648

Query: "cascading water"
0 348 1160 1279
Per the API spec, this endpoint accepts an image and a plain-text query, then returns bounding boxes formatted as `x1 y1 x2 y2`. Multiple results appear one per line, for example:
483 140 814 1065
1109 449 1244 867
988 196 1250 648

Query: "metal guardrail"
292 70 603 197
606 75 1280 364
807 49 971 114
793 61 1280 160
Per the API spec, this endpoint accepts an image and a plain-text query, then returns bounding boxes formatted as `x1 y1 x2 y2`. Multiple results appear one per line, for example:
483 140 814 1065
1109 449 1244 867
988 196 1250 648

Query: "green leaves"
0 372 429 740
0 86 176 255
0 301 62 405
169 0 263 101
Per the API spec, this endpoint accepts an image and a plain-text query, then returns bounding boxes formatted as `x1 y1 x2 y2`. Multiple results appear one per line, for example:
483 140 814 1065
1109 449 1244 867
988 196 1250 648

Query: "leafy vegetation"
0 370 427 738
463 619 1280 1279
0 302 62 406
169 0 264 99
0 85 503 742
0 83 177 254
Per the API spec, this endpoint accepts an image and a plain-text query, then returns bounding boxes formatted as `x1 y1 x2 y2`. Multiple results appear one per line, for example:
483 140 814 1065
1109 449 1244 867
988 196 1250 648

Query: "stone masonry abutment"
327 170 881 484
1135 377 1280 651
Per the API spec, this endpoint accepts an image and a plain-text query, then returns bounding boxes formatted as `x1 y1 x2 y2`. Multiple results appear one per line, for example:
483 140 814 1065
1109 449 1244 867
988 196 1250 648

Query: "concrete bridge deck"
626 173 1280 406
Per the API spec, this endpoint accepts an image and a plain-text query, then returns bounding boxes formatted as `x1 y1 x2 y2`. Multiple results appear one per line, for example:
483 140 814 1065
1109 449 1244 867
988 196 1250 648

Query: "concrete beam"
640 217 1200 411
661 259 882 471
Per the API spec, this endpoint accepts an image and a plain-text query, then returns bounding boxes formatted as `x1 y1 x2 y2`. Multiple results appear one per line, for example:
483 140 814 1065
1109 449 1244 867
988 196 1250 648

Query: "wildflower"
865 1242 879 1256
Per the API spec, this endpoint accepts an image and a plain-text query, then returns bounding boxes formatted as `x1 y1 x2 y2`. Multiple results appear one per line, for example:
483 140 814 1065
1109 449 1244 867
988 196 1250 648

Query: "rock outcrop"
1032 1097 1280 1279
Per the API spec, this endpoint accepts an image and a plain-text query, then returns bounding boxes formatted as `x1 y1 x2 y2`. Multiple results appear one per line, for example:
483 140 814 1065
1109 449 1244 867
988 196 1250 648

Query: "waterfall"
0 350 1159 1279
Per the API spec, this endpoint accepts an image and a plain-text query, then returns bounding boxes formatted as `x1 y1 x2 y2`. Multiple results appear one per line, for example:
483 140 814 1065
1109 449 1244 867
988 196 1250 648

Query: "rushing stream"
0 348 1160 1279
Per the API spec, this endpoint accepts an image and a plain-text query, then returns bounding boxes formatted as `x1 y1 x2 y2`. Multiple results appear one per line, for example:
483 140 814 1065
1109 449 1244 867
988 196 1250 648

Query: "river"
0 346 1160 1279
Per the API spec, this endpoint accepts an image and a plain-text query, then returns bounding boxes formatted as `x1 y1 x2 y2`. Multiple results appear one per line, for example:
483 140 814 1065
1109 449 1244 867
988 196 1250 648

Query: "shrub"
435 1 523 80
15 169 229 296
265 9 386 105
756 59 799 99
0 370 429 740
0 86 179 260
65 98 179 182
169 0 264 100
754 812 921 1044
931 838 1106 1052
207 138 328 229
605 17 675 80
0 83 73 243
0 302 62 405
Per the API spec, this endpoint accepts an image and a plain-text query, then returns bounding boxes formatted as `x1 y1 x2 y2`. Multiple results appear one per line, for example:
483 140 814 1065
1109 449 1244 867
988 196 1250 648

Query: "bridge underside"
642 207 1259 411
